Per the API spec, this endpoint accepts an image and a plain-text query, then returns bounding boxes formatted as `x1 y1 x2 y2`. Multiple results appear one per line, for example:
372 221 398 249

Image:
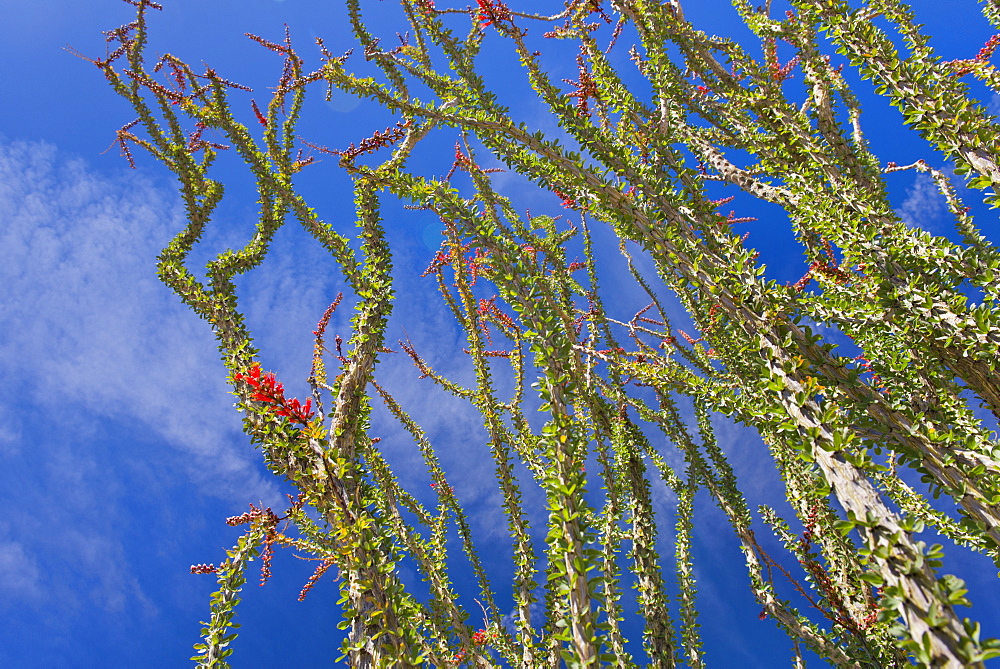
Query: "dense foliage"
91 0 1000 666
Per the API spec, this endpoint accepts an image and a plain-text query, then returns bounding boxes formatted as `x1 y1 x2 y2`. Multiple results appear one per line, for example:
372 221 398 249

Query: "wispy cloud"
896 170 947 233
0 138 285 628
0 138 277 501
0 539 42 603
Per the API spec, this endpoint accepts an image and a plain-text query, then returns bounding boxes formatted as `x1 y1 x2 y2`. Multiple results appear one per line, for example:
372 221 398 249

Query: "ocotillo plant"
88 0 1000 666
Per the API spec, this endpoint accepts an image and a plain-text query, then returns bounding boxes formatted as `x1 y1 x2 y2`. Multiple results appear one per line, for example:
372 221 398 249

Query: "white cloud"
0 137 303 625
0 138 277 503
0 540 42 603
58 527 157 616
896 170 947 233
0 403 24 457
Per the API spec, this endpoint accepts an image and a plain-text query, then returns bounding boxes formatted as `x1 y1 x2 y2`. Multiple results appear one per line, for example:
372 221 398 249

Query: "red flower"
190 563 218 574
476 0 511 29
235 364 316 426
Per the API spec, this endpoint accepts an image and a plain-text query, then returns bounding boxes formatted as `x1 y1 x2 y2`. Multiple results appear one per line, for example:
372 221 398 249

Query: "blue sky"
2 1 1000 667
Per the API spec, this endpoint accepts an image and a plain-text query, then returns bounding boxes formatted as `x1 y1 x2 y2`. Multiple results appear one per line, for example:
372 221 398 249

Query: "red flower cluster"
190 563 218 574
853 354 890 396
305 123 409 162
251 99 267 127
298 557 336 601
552 188 577 209
678 329 703 345
226 503 273 527
565 54 600 115
447 142 473 180
185 121 229 155
235 364 315 426
764 37 799 82
476 0 511 28
791 257 851 292
465 247 492 285
477 297 517 344
451 629 493 664
715 211 758 226
422 248 451 277
975 34 1000 62
797 503 880 634
948 34 1000 75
